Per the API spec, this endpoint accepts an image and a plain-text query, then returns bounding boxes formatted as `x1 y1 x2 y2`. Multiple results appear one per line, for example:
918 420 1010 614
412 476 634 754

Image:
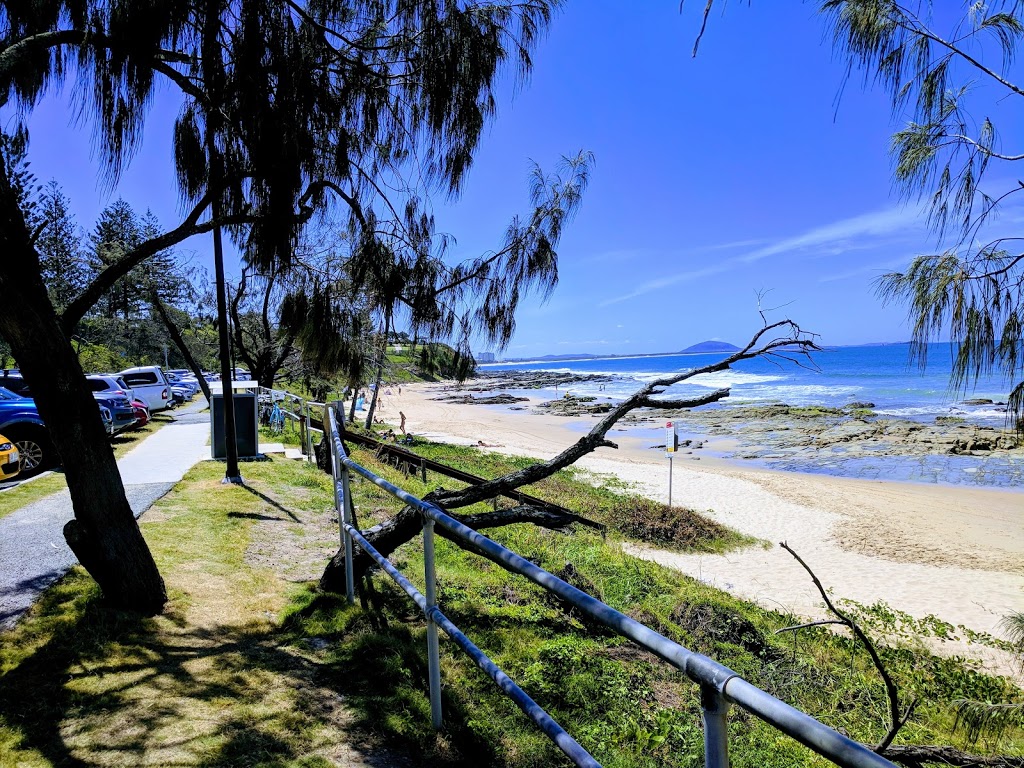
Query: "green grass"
1 438 1020 767
0 456 354 767
361 436 755 552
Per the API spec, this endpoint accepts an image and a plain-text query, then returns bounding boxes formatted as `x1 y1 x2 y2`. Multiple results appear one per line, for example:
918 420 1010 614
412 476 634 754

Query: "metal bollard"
341 464 355 606
423 517 443 729
305 401 312 462
701 683 731 768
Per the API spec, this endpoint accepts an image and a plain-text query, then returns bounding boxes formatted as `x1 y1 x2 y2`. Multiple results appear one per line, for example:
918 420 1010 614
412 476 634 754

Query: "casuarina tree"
0 0 568 613
688 0 1024 431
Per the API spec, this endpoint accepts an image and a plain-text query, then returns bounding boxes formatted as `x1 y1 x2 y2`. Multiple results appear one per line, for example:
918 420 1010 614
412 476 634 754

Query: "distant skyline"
9 2 1024 358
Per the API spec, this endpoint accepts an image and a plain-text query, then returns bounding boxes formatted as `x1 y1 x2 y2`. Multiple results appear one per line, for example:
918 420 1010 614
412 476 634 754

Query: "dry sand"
374 383 1023 675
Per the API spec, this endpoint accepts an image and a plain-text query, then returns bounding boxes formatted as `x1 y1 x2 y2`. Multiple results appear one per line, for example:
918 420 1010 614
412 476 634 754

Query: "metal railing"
258 388 326 463
324 403 896 768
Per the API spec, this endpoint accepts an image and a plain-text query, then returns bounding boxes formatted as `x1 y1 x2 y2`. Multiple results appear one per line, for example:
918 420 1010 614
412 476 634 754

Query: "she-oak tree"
0 0 576 613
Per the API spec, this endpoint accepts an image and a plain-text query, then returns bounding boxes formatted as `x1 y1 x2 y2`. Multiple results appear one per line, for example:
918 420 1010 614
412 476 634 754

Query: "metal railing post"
702 684 731 768
423 516 443 729
341 464 355 606
305 399 312 462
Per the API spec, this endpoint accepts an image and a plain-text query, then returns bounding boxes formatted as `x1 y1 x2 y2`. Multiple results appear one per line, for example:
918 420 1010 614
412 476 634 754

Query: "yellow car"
0 433 20 481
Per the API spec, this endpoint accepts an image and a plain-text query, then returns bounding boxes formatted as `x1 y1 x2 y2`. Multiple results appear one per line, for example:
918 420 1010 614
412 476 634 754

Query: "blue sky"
10 1 1024 357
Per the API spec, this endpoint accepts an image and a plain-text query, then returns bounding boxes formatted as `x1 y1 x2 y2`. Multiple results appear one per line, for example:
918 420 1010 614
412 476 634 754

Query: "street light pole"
204 0 241 485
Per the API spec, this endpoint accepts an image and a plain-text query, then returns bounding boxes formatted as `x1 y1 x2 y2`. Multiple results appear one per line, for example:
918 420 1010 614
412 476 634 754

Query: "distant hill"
679 340 740 354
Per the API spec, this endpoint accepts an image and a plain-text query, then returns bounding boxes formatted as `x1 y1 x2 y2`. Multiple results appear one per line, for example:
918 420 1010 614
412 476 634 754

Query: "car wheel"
10 431 51 477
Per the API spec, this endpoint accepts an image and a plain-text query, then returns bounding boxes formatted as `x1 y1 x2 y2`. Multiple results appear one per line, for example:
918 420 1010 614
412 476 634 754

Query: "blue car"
1 370 137 435
0 386 51 476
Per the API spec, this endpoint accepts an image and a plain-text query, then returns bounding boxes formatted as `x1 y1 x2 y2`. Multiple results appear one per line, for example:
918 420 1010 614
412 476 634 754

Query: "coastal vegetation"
1 444 1018 766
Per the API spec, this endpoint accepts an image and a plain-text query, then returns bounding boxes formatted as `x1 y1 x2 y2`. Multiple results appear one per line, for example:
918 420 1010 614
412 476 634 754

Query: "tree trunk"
0 169 166 614
348 379 358 423
364 314 390 429
150 292 212 401
320 501 601 594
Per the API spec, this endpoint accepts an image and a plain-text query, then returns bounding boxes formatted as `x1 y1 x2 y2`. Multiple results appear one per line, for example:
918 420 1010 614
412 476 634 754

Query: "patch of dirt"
242 487 338 583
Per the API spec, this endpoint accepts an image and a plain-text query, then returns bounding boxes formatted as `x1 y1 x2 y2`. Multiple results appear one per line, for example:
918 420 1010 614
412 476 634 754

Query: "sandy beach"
371 382 1023 676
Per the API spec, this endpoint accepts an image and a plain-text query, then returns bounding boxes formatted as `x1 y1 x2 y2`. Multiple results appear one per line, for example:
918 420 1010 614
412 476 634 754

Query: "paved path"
0 401 210 629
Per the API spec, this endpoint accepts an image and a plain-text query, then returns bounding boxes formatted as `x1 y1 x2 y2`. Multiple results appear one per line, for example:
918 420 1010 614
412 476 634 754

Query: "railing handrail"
323 403 895 768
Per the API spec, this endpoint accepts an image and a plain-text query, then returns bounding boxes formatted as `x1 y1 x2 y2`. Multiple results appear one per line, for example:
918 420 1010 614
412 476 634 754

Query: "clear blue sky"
10 2 1024 357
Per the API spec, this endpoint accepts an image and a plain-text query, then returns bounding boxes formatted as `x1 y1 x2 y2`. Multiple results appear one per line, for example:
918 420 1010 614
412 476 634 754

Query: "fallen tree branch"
320 502 603 593
880 745 1024 767
774 619 847 634
780 541 914 752
433 319 819 510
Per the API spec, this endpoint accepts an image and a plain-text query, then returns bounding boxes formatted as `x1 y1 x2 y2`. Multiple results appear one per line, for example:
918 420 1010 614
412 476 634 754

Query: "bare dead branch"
774 620 847 635
881 745 1024 767
432 320 818 509
780 541 914 752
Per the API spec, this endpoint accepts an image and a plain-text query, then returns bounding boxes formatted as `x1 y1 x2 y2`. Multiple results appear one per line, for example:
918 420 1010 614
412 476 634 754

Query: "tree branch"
780 542 913 752
60 196 211 332
431 320 818 509
881 745 1023 767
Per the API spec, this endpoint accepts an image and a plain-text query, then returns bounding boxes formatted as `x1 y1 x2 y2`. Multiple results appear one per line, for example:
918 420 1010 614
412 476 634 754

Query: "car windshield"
0 386 21 400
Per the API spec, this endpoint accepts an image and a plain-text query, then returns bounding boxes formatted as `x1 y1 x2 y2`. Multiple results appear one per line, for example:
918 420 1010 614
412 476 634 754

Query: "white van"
118 366 173 412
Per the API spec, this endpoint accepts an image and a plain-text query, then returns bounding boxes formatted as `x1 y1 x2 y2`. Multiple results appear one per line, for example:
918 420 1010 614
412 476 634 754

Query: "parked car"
93 392 138 434
118 366 173 412
98 405 114 436
0 432 20 481
85 375 140 433
1 370 136 442
131 399 150 428
87 374 136 402
0 386 51 476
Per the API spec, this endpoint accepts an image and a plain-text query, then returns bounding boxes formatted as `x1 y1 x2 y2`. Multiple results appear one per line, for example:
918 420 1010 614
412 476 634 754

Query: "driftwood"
320 318 818 592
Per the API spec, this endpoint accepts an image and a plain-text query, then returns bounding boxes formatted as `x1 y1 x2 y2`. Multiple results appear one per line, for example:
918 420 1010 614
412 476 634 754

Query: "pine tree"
36 181 87 313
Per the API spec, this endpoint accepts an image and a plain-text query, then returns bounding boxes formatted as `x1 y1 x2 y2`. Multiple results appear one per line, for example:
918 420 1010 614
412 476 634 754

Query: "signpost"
665 421 678 507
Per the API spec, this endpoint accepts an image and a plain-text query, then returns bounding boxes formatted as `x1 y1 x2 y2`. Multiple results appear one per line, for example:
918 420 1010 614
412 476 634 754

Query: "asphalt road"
0 400 210 630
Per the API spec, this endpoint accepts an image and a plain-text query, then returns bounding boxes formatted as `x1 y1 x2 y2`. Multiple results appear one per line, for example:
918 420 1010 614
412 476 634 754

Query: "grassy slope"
286 443 1023 767
0 439 1019 767
0 456 371 767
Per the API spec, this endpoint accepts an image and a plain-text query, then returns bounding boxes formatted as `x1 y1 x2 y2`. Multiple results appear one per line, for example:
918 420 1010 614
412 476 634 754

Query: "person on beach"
399 411 407 434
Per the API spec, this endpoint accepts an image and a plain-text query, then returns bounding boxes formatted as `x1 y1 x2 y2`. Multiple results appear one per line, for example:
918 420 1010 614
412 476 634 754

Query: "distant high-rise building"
475 351 496 363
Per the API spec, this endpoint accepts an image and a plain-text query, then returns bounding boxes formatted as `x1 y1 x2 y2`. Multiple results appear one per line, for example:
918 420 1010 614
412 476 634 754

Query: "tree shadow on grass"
284 591 532 768
240 483 301 522
0 572 416 767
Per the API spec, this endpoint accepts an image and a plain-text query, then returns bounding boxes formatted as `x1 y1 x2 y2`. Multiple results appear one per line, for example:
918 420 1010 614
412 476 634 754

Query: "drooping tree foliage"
691 0 1024 429
0 0 575 611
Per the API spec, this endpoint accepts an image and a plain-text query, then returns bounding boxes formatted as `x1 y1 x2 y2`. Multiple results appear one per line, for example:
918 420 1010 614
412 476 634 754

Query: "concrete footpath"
0 400 210 629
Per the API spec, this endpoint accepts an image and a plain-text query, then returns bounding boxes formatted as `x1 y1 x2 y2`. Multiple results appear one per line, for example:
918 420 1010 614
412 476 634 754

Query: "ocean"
480 343 1024 487
481 343 1015 425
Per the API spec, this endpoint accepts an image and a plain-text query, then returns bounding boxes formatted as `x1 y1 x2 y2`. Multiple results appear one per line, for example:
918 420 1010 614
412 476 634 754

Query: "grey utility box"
210 381 260 459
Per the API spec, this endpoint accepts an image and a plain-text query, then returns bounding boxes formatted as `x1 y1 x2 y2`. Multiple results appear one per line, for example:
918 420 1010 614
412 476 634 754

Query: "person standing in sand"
399 411 407 434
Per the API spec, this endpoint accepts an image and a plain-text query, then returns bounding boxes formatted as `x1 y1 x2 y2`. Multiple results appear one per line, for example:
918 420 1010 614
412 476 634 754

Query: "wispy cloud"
818 258 908 284
597 206 927 307
739 206 924 264
598 263 733 307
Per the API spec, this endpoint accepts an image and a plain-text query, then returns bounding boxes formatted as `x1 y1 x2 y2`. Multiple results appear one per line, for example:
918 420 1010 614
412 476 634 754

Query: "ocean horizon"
481 342 1016 426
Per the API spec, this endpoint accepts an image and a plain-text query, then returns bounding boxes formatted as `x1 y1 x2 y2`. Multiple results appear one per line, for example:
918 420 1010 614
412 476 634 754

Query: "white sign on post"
665 421 678 456
665 421 677 508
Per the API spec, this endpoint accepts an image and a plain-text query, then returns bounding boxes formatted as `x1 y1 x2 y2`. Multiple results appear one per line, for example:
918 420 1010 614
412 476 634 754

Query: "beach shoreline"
369 379 1023 677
